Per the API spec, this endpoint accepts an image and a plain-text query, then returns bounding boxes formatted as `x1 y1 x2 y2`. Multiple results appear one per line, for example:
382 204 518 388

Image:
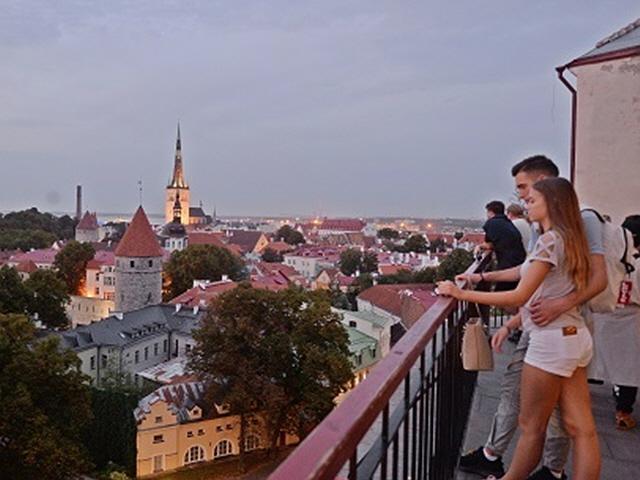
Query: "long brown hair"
532 177 591 291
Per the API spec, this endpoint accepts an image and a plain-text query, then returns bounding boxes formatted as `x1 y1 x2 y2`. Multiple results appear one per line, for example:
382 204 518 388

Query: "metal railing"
269 255 495 480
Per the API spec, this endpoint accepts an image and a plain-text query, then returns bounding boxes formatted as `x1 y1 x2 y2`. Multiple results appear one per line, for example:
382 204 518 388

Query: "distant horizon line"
1 208 483 223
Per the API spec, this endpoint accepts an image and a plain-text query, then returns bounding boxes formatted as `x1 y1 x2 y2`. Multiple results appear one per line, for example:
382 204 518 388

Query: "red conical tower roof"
115 206 163 258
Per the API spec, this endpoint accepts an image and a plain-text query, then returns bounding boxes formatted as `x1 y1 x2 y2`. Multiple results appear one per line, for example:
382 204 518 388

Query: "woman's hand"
491 326 510 353
455 273 482 285
436 280 462 298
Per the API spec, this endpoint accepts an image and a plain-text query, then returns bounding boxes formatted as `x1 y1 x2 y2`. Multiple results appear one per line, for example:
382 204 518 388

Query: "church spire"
168 122 188 189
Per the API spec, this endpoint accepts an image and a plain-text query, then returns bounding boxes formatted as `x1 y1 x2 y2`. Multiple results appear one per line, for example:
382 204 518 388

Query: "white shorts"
525 327 593 378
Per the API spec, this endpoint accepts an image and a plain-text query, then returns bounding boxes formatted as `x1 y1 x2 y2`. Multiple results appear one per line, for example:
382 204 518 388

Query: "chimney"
193 305 199 315
175 303 182 313
114 312 124 320
76 185 82 221
221 274 229 282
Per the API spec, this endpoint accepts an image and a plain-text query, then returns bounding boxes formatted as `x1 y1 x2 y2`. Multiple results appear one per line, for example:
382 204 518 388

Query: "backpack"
582 209 636 313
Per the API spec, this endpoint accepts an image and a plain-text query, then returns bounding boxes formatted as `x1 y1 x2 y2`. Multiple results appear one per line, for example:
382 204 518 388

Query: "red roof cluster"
319 218 366 232
358 284 438 329
114 207 163 258
187 232 243 256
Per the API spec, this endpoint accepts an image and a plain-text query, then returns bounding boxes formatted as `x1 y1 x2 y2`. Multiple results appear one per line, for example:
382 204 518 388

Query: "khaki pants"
485 331 571 471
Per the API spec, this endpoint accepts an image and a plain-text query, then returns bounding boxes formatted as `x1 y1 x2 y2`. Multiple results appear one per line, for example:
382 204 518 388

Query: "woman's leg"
501 364 562 480
558 367 601 480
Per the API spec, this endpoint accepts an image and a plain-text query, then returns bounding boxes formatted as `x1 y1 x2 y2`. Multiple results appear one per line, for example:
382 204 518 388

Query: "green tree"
261 247 283 263
275 225 306 245
0 229 57 250
436 249 474 281
0 266 30 314
165 244 245 299
345 273 374 309
83 386 142 478
413 266 437 284
377 269 414 285
377 228 399 240
54 241 95 295
189 286 352 456
404 234 428 253
360 251 379 274
25 269 70 329
0 314 92 479
339 248 362 276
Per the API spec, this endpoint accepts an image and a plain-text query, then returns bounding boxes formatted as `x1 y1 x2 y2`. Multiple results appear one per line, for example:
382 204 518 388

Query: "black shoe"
458 447 505 477
527 466 567 480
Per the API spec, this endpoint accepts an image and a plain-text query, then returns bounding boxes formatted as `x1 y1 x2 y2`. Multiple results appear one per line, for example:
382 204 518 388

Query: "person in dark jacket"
481 200 527 291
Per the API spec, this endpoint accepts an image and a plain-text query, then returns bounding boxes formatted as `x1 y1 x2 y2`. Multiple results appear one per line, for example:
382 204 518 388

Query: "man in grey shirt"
458 155 607 480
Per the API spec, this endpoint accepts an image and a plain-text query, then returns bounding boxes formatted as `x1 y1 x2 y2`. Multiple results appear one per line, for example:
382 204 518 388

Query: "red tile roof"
226 230 266 253
114 206 163 258
77 211 98 230
265 241 294 254
16 260 38 273
169 280 239 307
378 264 412 276
358 284 438 329
187 232 242 256
319 218 366 232
9 248 59 266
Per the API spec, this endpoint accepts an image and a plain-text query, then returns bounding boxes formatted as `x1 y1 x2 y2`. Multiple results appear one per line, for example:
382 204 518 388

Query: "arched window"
213 439 234 458
183 445 205 465
244 434 261 452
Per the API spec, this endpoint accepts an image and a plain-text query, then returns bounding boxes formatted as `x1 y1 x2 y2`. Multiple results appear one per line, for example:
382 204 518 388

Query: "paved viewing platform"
457 338 640 479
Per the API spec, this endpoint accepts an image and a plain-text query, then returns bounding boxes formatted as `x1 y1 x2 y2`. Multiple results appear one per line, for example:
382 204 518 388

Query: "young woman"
438 177 600 480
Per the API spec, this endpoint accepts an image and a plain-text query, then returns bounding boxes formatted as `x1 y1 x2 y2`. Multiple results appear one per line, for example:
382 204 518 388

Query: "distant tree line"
0 208 76 250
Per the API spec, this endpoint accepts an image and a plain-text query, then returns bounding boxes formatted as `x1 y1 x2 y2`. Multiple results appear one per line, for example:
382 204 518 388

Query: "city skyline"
2 1 639 218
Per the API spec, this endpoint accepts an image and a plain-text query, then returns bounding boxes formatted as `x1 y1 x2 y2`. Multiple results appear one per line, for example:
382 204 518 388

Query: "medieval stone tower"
165 123 190 224
114 206 163 312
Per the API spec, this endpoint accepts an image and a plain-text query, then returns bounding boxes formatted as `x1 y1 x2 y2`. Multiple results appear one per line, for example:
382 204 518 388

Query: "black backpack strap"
622 227 636 275
581 208 605 224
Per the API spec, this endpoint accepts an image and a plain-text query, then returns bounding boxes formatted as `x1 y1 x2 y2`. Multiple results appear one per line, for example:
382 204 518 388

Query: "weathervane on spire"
138 180 143 206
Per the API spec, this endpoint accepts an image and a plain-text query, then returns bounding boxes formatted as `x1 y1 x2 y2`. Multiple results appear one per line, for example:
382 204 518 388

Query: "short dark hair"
485 201 505 216
622 215 640 248
511 155 560 178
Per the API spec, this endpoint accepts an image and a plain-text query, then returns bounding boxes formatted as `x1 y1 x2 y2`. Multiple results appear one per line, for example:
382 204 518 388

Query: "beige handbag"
461 317 494 371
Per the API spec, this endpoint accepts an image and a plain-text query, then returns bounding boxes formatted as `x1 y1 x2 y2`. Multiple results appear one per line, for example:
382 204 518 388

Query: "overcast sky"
1 1 638 219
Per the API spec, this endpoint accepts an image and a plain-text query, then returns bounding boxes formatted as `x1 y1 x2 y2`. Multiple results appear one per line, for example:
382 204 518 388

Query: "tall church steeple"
168 123 188 189
165 123 191 224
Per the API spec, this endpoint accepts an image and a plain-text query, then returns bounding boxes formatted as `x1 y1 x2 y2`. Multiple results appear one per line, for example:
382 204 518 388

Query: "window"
348 320 357 328
185 344 192 353
153 454 163 473
245 434 261 452
226 424 233 430
174 339 179 356
130 260 135 268
95 287 100 296
95 273 100 281
154 416 163 424
187 431 194 438
90 356 95 370
148 260 153 267
154 343 159 356
216 425 223 432
213 439 233 458
135 351 139 364
197 429 205 436
163 339 168 353
152 434 164 444
101 354 108 369
184 445 205 465
144 346 149 360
